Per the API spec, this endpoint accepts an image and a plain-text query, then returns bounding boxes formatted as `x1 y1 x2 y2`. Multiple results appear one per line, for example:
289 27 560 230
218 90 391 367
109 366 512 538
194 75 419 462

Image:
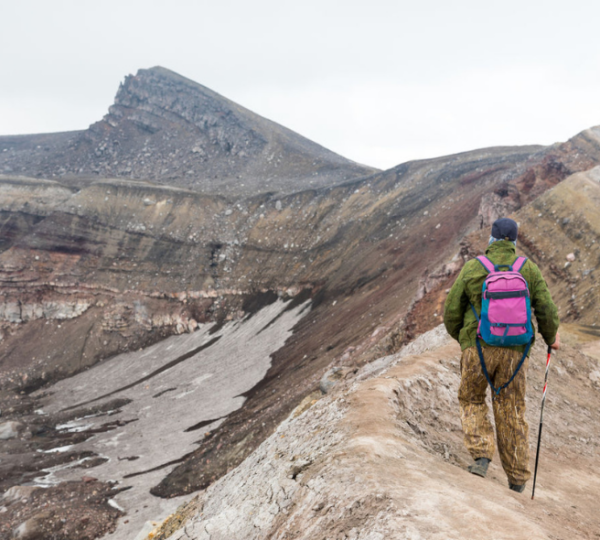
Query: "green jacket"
443 240 559 353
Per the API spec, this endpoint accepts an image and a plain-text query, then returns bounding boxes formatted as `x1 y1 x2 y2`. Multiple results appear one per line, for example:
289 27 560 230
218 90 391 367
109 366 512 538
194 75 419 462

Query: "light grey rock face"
588 164 600 182
0 302 21 324
319 367 343 394
0 299 91 324
319 367 355 394
0 420 23 440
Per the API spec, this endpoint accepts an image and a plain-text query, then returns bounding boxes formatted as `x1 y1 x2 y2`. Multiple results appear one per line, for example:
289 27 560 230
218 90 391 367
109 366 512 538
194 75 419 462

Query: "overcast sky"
2 0 599 169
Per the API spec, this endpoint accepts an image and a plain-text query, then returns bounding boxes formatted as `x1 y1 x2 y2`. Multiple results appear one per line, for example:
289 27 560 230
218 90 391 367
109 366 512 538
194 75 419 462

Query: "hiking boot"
468 457 490 478
509 483 526 493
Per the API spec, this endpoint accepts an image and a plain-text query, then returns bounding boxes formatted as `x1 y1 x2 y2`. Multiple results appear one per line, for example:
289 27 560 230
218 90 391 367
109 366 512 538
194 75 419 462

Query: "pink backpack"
470 256 533 395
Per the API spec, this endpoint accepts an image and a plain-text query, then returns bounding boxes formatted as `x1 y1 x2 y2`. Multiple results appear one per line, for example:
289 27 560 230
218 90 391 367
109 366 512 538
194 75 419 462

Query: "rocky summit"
1 68 600 540
0 67 375 196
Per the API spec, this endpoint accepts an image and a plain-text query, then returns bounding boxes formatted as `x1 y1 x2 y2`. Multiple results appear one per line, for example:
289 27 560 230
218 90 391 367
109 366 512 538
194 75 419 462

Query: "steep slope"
146 326 600 540
0 144 543 391
2 141 563 402
394 128 600 340
516 166 600 325
0 67 376 196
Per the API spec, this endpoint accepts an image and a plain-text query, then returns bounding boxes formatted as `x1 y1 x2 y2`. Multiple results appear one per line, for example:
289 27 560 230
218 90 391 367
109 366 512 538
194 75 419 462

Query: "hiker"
443 218 560 493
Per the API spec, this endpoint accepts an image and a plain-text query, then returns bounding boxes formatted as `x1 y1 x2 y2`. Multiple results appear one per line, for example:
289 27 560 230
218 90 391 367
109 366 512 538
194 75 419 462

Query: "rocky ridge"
147 325 600 540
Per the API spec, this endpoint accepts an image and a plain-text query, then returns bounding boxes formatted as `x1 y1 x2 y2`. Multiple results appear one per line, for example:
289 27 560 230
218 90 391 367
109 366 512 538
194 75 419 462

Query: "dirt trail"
157 326 600 540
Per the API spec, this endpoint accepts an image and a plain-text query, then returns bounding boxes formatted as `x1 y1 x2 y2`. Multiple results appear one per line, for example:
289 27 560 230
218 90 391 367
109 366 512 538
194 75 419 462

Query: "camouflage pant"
458 346 530 485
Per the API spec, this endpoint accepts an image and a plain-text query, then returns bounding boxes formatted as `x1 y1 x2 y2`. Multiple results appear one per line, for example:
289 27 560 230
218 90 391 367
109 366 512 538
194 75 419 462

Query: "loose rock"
0 421 23 440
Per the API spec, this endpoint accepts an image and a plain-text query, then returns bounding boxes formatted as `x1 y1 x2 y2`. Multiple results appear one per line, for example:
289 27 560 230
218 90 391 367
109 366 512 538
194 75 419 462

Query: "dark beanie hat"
491 218 518 241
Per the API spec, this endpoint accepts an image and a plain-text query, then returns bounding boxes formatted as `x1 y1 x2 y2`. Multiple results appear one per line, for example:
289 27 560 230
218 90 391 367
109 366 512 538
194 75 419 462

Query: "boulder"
0 421 23 440
12 511 54 540
81 476 97 483
3 486 39 505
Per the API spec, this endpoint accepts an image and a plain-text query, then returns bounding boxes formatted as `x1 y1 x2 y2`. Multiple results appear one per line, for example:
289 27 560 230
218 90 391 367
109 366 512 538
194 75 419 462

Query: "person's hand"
550 332 560 350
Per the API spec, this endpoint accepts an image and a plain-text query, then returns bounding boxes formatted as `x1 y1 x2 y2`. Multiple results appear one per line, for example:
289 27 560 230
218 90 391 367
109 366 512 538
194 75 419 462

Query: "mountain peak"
0 67 376 196
137 65 216 90
115 66 229 107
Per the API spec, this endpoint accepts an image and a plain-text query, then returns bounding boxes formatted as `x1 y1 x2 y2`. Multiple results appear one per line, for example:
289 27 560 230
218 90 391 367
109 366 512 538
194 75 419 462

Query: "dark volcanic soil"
0 480 124 540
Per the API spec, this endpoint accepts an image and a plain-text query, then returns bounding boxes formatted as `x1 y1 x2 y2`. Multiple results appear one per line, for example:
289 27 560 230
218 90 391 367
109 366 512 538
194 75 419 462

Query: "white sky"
1 0 599 169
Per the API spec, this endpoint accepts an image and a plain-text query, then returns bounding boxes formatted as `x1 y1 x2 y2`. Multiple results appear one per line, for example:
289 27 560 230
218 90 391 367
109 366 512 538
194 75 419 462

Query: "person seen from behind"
443 218 560 493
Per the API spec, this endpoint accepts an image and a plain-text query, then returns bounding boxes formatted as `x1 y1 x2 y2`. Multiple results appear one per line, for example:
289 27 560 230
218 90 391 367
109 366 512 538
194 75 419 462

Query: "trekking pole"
531 345 552 500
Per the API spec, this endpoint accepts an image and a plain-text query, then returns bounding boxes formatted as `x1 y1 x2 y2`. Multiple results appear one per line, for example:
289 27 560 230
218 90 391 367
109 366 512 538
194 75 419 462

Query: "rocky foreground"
146 325 600 540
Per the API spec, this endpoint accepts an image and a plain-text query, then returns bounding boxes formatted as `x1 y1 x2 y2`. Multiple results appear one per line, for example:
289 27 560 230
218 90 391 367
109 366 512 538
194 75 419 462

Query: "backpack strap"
475 337 532 398
475 256 495 273
477 255 528 273
512 256 528 273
